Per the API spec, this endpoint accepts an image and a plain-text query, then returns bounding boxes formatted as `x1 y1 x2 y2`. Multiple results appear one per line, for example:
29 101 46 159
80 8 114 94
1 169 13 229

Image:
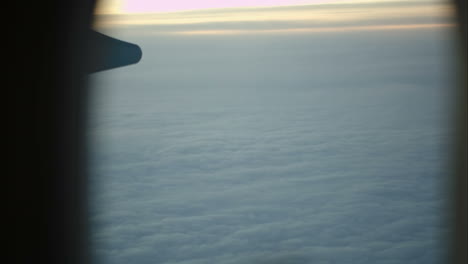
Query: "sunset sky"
95 0 403 14
93 0 454 35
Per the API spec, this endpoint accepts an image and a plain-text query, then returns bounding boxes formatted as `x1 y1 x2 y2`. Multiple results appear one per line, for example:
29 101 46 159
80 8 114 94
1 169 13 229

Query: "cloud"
88 12 454 264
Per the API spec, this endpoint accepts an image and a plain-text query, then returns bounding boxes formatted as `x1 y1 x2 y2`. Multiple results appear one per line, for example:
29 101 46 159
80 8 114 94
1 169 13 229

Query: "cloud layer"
89 15 455 264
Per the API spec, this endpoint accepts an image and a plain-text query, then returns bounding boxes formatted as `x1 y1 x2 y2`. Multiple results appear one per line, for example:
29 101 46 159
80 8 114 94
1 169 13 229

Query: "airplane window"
89 0 458 263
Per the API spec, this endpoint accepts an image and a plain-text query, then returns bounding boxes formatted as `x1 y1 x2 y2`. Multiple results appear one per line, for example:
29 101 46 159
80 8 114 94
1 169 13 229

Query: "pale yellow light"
94 0 123 14
95 3 453 27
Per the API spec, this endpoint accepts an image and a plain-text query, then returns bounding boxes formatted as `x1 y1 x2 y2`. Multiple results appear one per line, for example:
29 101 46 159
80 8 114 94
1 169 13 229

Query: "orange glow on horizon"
170 23 454 35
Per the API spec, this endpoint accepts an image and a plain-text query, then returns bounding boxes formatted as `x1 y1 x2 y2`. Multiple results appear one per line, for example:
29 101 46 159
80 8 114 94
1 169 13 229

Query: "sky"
93 0 455 35
94 0 408 14
89 1 456 264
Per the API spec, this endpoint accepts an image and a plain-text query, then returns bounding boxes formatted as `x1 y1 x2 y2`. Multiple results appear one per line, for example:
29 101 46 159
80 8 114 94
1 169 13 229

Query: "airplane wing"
87 30 142 73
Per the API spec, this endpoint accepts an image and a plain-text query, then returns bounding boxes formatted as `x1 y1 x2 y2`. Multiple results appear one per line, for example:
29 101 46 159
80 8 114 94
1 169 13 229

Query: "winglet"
87 30 142 73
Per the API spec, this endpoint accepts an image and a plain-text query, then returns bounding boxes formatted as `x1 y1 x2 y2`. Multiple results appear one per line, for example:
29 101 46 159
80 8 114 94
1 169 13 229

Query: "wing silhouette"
87 30 142 73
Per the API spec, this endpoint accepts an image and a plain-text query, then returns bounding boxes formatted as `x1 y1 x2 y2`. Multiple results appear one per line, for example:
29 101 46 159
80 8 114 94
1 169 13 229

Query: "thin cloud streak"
122 0 345 14
165 23 455 35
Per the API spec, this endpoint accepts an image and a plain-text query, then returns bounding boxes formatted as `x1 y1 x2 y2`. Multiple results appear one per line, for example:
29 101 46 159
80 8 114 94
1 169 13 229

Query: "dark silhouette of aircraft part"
87 30 142 73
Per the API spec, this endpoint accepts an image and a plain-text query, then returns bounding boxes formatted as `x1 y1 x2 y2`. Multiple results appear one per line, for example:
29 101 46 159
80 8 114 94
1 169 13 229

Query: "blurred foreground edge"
10 2 143 264
451 1 467 264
